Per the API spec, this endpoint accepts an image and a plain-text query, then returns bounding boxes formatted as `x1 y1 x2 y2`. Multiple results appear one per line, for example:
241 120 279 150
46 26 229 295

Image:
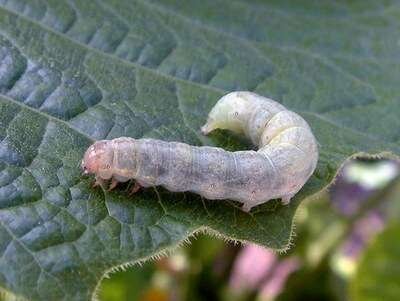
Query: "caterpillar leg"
241 203 253 212
108 178 118 191
281 194 294 205
129 181 142 196
93 176 107 189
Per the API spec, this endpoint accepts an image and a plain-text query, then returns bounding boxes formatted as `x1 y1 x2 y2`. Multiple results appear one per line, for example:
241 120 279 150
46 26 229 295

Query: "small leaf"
351 223 400 301
0 1 399 300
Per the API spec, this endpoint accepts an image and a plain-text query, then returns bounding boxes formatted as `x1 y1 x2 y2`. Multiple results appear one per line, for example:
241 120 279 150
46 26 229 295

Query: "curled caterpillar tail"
82 91 319 212
200 91 318 210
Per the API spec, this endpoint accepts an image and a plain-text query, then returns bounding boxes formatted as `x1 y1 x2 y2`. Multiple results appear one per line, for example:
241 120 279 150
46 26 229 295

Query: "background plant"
0 1 399 300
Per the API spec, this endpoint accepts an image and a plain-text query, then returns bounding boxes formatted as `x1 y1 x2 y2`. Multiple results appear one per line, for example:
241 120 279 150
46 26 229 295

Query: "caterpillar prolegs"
81 92 319 212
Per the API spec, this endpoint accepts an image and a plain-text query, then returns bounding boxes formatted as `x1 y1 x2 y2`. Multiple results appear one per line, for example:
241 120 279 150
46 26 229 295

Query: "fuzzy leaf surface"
0 1 399 300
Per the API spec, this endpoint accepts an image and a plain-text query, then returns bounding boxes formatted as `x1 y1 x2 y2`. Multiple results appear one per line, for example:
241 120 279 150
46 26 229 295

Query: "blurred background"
97 159 400 301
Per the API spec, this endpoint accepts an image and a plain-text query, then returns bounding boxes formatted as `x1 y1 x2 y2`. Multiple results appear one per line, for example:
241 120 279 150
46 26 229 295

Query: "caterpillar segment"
82 92 318 212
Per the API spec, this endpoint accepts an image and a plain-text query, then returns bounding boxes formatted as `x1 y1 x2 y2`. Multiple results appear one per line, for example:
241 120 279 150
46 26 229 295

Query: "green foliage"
99 264 154 301
351 223 400 301
0 1 399 300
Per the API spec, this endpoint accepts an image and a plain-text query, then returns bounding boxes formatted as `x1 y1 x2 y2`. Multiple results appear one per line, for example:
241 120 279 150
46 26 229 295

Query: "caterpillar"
81 91 318 212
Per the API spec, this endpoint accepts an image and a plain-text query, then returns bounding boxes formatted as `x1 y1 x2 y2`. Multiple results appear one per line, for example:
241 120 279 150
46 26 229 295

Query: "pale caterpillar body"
82 92 318 212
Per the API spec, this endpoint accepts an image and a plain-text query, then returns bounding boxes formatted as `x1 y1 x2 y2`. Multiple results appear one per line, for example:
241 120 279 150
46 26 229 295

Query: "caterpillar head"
201 91 254 135
81 140 114 178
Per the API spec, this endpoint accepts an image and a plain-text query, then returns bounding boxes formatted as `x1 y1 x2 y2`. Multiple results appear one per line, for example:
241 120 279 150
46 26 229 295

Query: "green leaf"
99 263 154 301
351 222 400 301
0 1 399 300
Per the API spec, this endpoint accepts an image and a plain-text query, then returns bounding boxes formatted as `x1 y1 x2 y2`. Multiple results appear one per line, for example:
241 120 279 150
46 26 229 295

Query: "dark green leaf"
0 1 399 300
